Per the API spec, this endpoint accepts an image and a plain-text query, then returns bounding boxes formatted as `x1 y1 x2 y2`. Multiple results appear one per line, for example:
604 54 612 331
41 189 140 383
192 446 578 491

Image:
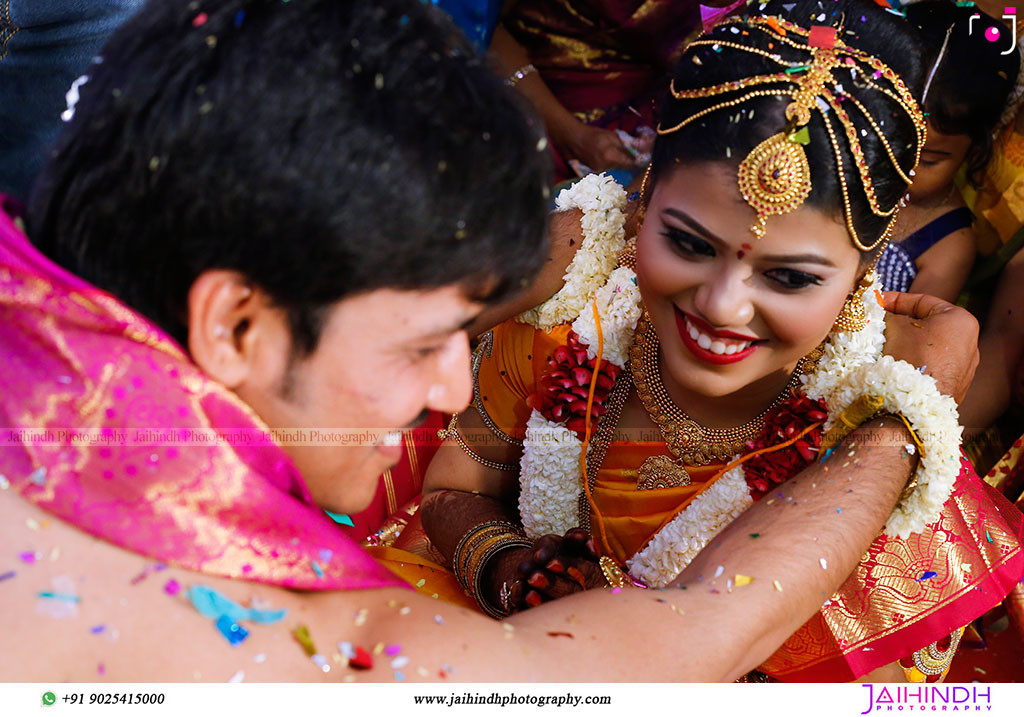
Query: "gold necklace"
629 311 805 466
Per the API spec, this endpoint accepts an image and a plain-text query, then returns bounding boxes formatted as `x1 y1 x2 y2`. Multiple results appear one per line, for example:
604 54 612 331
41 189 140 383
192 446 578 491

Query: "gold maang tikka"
657 16 926 249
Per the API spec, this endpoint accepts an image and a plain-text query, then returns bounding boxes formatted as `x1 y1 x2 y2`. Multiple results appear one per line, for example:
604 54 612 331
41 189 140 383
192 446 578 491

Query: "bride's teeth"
724 344 738 355
710 341 727 355
382 431 403 447
688 323 699 340
697 334 712 350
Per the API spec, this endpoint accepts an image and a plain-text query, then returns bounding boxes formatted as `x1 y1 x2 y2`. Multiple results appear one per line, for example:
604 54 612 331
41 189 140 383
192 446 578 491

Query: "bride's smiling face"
636 162 863 400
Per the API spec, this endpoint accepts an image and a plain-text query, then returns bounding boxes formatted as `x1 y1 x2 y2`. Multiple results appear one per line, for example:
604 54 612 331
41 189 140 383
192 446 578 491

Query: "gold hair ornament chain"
656 14 926 250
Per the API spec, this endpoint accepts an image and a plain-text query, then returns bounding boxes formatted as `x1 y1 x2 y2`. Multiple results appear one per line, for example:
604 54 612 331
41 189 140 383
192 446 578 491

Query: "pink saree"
0 199 405 592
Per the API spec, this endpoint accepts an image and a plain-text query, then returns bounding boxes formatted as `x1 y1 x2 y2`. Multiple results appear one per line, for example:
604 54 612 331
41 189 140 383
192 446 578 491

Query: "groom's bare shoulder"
0 490 467 682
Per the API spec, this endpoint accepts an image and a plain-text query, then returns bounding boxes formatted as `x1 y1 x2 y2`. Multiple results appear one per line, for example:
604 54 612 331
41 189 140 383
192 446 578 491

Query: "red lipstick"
674 308 761 366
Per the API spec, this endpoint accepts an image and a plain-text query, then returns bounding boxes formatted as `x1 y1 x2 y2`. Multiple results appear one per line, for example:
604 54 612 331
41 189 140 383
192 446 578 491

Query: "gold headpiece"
657 16 926 250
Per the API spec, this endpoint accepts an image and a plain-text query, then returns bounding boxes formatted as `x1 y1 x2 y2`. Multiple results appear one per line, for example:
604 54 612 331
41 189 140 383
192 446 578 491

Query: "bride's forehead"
652 164 856 257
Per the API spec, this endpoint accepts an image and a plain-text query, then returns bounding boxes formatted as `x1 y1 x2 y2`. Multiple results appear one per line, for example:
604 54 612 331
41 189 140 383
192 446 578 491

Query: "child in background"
877 1 1019 301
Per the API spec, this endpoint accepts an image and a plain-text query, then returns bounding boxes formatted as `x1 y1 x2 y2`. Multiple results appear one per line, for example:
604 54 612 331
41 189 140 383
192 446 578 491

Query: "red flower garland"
743 394 828 499
526 331 621 438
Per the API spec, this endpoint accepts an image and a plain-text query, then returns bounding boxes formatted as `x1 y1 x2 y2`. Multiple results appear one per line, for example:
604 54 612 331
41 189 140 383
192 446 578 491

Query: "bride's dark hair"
650 0 924 257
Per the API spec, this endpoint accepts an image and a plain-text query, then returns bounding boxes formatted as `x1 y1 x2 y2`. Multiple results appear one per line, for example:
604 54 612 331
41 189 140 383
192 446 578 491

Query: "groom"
0 0 979 681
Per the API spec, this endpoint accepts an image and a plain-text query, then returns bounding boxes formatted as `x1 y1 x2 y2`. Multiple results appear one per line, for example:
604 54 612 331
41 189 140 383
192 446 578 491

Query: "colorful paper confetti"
323 510 356 528
292 625 317 657
187 585 287 624
348 645 373 670
215 614 249 646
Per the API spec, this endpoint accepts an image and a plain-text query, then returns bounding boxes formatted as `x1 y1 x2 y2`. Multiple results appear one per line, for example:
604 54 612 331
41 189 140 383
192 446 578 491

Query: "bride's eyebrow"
759 252 835 267
661 208 725 246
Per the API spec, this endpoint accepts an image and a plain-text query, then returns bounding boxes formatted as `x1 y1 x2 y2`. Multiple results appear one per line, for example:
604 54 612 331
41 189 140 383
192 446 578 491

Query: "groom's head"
29 0 551 511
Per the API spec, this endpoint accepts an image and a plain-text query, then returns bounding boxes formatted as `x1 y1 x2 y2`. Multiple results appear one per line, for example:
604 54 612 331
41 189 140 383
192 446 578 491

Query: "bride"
419 0 1024 682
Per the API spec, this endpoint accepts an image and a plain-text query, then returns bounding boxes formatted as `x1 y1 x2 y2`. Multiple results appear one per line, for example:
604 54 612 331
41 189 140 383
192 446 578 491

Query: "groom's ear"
186 270 285 390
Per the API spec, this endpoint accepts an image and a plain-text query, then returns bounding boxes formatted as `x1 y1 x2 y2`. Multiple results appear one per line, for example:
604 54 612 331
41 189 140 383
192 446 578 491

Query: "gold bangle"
438 413 519 473
452 521 519 586
469 534 532 619
452 521 531 618
507 63 537 87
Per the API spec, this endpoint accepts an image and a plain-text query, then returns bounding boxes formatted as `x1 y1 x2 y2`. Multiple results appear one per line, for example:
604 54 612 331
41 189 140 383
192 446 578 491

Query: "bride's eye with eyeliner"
663 227 715 258
764 268 823 290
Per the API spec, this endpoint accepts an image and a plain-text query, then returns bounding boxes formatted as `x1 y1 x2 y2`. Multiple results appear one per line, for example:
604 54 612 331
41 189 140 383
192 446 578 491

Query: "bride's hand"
882 291 980 404
489 528 604 613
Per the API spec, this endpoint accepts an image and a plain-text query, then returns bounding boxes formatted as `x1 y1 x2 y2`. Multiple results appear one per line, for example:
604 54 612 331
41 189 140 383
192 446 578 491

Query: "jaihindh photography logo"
860 684 994 713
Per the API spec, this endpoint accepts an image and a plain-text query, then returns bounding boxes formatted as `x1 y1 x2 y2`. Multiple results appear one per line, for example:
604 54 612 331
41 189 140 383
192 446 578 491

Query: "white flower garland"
516 178 960 579
519 412 585 539
517 174 627 331
626 466 753 587
571 266 643 367
518 268 642 539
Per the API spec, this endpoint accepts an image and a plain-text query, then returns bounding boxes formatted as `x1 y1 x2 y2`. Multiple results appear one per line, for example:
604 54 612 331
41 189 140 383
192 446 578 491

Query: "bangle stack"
507 63 537 87
452 521 531 619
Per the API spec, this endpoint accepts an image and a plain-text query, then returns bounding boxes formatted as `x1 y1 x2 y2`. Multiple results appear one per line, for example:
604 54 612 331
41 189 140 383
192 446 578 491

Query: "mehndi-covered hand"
485 528 604 613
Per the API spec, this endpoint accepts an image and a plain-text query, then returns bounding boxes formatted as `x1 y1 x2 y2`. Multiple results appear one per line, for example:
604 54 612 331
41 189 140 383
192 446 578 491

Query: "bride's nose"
693 263 755 329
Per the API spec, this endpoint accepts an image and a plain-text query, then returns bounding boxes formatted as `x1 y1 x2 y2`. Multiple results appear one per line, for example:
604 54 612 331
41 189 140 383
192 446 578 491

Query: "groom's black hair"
651 0 925 256
29 0 551 354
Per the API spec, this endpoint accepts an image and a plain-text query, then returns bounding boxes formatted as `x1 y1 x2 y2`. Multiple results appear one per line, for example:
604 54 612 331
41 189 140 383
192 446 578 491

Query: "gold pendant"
637 455 691 491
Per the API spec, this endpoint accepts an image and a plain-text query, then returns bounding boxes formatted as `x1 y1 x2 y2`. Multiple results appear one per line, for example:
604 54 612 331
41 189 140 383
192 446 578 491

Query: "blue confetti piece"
311 561 324 579
90 625 106 634
395 672 405 681
235 10 245 27
215 614 249 646
318 549 333 562
187 585 287 625
819 448 835 463
0 570 15 582
29 467 47 486
325 510 355 527
918 571 938 582
836 508 842 513
37 591 80 603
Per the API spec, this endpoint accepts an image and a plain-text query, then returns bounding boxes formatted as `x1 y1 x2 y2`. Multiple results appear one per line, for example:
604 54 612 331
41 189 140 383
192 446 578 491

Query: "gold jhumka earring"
833 267 877 333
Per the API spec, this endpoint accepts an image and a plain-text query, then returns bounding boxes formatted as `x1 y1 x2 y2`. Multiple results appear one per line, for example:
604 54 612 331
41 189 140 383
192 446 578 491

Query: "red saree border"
773 534 1024 681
